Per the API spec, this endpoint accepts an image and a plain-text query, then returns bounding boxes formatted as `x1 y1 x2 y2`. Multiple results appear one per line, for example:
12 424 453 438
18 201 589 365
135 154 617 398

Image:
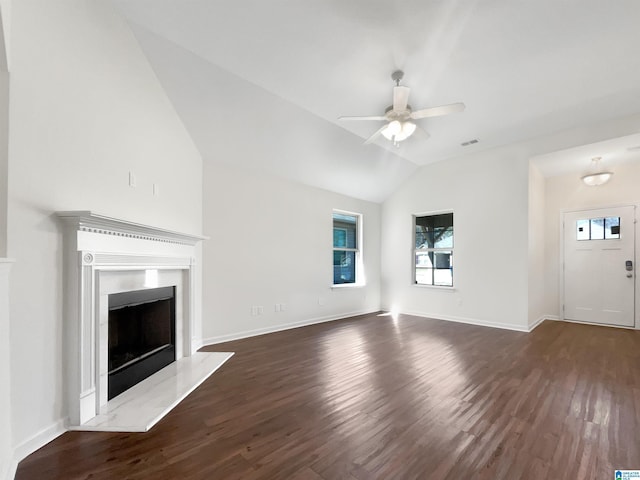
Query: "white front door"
563 206 635 327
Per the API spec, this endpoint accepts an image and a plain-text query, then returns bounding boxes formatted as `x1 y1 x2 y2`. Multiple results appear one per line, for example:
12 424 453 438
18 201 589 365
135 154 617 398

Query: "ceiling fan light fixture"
581 157 613 186
381 120 416 142
403 121 416 138
381 120 401 140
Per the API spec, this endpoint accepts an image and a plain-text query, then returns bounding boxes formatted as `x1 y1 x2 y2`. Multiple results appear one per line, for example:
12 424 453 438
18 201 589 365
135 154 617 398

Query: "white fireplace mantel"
57 211 207 427
57 210 207 246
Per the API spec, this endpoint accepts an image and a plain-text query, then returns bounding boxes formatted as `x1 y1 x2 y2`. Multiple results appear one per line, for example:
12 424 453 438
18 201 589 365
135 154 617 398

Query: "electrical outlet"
129 171 137 188
153 183 160 196
280 303 286 312
258 306 263 315
318 297 325 306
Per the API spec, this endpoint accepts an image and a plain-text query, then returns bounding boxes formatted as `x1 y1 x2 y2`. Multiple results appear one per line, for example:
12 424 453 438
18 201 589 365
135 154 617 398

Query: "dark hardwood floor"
16 313 640 479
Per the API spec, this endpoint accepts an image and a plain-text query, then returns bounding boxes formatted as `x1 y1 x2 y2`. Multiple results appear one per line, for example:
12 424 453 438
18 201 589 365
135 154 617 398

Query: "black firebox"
108 286 176 400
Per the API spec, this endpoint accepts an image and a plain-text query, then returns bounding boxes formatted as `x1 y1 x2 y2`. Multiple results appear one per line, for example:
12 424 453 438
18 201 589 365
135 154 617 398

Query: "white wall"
381 146 530 331
201 161 381 343
0 261 12 480
527 162 546 327
7 0 202 459
0 6 12 478
544 161 640 325
0 0 10 70
0 71 7 258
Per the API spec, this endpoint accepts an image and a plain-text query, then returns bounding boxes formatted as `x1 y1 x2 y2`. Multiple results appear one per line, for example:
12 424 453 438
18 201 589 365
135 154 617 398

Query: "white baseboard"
384 307 531 333
200 309 379 346
528 315 549 332
191 337 204 353
10 417 68 478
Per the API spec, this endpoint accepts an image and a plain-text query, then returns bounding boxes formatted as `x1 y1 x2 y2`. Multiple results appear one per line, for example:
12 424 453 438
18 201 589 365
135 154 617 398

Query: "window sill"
331 283 366 289
412 284 456 292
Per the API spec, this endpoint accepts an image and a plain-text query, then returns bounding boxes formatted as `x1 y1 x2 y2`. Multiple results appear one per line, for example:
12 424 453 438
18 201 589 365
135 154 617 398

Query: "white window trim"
331 283 366 290
332 209 365 287
412 210 454 289
412 284 457 291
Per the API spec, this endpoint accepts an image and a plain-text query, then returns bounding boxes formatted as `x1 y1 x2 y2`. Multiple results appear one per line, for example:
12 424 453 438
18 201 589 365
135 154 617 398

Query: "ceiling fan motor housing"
385 105 411 121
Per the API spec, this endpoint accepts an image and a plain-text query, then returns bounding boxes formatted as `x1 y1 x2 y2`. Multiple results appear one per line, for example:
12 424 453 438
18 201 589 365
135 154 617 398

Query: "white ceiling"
112 0 640 201
531 133 640 178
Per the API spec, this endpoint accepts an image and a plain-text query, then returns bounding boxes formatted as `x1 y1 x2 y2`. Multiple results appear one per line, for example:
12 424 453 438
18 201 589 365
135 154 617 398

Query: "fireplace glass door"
108 286 176 400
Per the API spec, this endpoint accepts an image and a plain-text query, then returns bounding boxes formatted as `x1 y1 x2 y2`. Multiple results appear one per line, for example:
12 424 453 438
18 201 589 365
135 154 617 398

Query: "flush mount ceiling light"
581 157 613 186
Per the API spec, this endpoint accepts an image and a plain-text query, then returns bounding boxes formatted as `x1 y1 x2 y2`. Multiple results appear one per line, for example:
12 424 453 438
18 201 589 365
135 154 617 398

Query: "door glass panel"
590 218 604 240
577 217 622 240
605 217 620 239
576 219 589 240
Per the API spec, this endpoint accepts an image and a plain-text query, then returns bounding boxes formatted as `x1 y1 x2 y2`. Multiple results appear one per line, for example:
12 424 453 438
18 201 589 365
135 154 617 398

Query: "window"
414 212 454 287
333 211 361 285
576 216 620 240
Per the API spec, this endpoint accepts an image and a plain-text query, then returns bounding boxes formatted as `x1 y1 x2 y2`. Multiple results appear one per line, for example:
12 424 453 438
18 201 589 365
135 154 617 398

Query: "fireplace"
108 286 176 400
58 211 206 426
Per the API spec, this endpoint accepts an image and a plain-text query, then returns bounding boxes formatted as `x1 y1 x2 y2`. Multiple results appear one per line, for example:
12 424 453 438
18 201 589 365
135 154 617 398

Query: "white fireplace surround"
57 211 207 427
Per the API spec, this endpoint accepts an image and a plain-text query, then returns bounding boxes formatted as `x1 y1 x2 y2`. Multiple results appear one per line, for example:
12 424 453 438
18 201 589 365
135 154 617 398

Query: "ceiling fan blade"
413 124 431 140
410 102 465 120
338 115 387 121
392 86 410 112
363 124 388 145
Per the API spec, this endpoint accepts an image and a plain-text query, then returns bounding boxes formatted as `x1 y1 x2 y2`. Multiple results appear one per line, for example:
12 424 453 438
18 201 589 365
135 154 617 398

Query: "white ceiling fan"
339 70 465 146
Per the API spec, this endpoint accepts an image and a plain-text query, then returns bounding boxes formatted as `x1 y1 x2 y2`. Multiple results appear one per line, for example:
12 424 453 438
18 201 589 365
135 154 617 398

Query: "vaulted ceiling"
113 0 640 202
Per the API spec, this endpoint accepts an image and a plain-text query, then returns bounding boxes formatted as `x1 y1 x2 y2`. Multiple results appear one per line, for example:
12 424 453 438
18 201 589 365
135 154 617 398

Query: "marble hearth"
58 211 232 431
